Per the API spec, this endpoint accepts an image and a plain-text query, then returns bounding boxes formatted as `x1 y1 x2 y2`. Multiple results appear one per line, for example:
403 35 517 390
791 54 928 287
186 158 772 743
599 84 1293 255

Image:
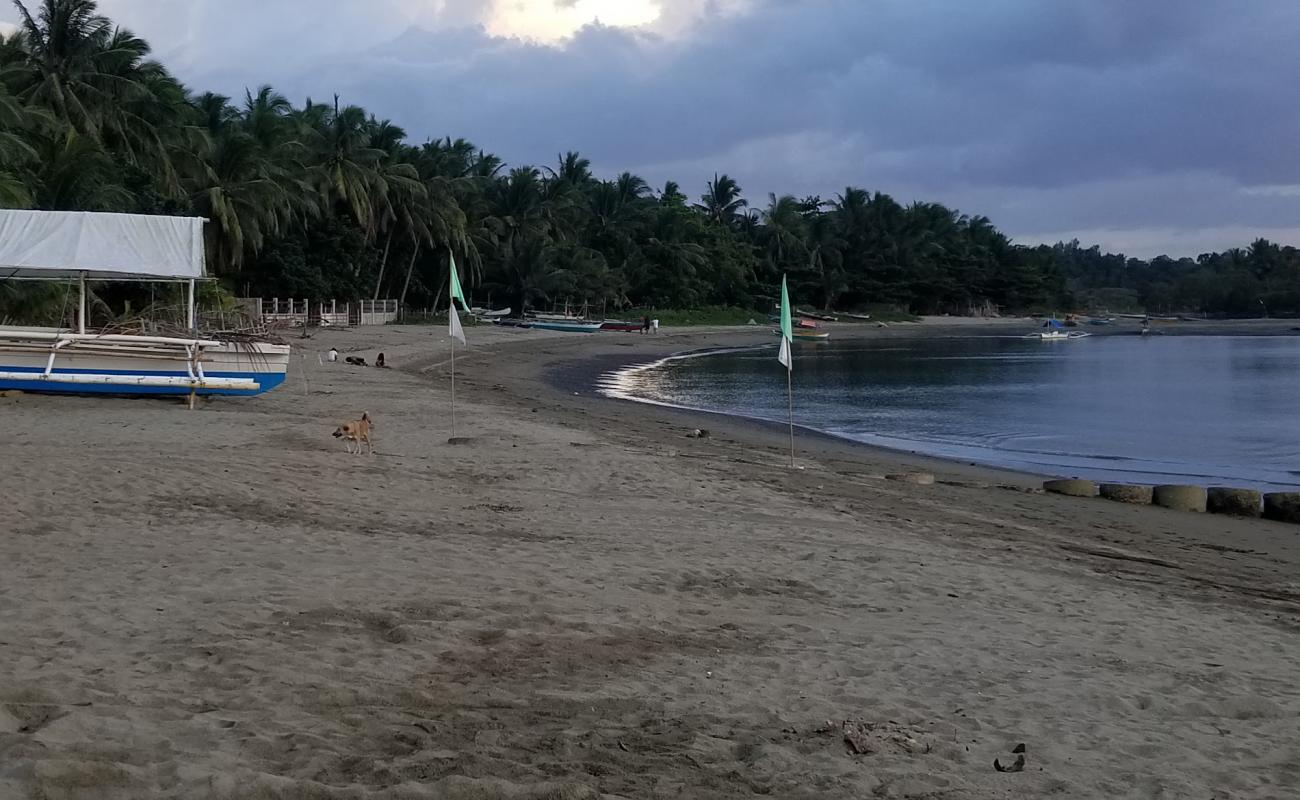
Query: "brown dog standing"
332 412 373 455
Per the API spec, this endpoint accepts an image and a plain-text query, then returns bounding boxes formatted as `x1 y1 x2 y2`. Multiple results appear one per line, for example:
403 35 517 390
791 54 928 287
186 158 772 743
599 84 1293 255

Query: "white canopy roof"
0 210 205 281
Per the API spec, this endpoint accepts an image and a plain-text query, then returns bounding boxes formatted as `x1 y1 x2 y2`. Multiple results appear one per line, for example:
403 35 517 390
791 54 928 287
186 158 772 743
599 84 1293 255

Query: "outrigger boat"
599 320 643 332
0 210 290 399
491 318 534 329
530 320 603 333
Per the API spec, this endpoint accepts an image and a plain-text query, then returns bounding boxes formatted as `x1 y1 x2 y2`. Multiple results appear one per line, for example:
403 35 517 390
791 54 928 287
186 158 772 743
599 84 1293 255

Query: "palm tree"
0 80 44 206
29 127 131 210
185 128 293 274
551 150 592 186
696 173 747 226
760 194 807 265
307 96 388 236
9 1 180 180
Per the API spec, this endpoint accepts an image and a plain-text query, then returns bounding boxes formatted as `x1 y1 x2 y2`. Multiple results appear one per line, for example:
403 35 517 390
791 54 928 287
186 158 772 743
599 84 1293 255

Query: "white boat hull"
0 330 290 396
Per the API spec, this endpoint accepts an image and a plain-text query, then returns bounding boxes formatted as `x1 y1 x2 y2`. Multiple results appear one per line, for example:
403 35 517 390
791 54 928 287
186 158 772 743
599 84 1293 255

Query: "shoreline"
4 318 1299 799
542 317 1300 491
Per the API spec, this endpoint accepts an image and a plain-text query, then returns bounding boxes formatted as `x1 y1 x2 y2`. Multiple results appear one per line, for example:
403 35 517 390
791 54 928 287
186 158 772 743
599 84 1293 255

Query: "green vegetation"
1057 240 1300 317
0 1 1295 321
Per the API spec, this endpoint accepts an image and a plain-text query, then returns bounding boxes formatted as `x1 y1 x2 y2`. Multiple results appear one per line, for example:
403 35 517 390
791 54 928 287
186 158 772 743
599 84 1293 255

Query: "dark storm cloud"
4 0 1297 255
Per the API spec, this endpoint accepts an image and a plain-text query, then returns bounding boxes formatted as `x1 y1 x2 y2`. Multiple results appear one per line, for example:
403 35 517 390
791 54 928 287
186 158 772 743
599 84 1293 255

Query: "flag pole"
787 365 794 468
450 336 456 439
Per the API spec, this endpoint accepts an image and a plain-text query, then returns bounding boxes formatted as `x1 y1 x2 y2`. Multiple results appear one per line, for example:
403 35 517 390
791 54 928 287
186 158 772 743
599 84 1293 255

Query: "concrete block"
1153 485 1207 513
1044 479 1098 498
1206 488 1263 518
1099 484 1154 505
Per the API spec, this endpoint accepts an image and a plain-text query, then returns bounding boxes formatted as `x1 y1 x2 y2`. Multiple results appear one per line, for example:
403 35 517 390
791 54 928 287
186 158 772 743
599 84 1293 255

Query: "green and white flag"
778 274 793 370
449 253 466 346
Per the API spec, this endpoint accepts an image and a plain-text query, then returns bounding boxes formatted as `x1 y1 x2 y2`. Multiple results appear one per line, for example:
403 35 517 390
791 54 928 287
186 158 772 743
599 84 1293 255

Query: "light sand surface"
2 321 1299 799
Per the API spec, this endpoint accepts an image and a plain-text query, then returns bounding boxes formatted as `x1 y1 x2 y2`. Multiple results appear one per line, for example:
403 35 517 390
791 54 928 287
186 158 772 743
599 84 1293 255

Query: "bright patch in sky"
488 0 660 41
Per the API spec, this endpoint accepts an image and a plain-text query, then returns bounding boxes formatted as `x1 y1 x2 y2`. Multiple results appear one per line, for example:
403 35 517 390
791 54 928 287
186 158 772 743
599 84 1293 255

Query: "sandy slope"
1 321 1298 799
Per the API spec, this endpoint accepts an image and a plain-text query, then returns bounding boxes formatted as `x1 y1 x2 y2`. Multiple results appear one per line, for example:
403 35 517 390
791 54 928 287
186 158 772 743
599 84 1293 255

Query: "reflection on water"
602 336 1300 490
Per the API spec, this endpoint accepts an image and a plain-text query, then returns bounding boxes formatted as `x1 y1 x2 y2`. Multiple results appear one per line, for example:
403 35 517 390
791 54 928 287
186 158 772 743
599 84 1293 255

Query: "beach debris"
686 428 711 439
831 720 930 757
345 356 368 367
994 743 1027 772
0 389 22 397
1059 543 1181 570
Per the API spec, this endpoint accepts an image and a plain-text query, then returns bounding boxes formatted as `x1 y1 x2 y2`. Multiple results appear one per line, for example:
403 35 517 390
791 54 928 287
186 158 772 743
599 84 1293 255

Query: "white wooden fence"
237 298 401 328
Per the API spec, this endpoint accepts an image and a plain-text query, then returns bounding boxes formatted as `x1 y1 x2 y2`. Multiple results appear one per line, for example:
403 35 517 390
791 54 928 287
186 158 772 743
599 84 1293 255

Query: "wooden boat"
776 329 831 341
797 310 838 322
0 210 289 398
531 320 603 333
492 318 534 329
843 312 873 321
1026 330 1091 340
600 320 642 332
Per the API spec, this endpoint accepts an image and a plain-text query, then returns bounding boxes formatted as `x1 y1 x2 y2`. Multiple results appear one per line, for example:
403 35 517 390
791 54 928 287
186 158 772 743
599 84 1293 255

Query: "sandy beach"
2 319 1299 799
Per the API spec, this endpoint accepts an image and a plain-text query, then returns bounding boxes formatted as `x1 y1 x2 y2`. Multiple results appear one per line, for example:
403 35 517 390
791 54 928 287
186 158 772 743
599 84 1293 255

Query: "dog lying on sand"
332 412 374 455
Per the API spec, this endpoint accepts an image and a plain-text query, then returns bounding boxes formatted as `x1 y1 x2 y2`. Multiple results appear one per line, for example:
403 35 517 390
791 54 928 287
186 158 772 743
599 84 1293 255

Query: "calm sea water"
603 335 1300 490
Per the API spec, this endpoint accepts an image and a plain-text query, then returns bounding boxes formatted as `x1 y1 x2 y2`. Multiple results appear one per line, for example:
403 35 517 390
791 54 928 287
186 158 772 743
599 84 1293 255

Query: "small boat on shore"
600 320 642 332
531 320 603 333
776 329 831 341
797 310 838 322
843 312 873 321
492 318 533 329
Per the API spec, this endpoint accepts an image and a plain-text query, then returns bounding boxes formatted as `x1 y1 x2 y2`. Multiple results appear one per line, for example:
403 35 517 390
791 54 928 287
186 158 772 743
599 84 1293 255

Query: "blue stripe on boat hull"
0 366 287 397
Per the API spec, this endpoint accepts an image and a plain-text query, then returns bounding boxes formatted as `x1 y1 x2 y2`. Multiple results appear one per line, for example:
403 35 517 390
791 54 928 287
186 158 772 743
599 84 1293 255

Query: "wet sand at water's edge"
2 319 1298 799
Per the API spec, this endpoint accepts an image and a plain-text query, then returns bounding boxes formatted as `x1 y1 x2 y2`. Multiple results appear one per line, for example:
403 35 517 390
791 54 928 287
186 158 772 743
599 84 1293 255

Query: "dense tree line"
0 1 1294 320
1056 239 1300 317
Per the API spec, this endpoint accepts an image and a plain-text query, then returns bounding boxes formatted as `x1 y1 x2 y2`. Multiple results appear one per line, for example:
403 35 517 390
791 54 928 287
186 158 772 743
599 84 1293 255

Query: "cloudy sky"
5 0 1298 257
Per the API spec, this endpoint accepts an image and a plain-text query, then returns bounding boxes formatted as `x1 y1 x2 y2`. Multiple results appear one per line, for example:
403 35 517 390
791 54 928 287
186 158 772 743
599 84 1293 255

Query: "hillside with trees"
1 0 1296 320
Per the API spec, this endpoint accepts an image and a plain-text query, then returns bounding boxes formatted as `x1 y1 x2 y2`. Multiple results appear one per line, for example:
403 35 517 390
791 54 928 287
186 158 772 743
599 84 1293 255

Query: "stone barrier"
1206 488 1263 518
1043 479 1097 498
1099 484 1154 505
1153 485 1207 513
1263 493 1300 524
